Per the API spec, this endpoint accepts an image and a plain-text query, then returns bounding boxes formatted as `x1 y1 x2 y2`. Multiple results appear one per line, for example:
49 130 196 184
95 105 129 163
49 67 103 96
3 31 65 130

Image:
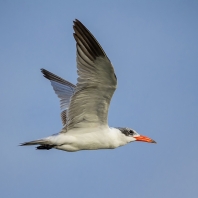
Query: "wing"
41 69 76 126
66 19 117 131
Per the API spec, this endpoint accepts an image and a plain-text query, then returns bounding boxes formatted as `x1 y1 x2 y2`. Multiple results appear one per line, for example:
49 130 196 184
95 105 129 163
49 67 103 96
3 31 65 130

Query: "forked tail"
20 139 54 150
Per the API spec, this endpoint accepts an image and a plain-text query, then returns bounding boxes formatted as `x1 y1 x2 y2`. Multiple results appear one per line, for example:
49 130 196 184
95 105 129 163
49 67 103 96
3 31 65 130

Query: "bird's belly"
55 131 117 152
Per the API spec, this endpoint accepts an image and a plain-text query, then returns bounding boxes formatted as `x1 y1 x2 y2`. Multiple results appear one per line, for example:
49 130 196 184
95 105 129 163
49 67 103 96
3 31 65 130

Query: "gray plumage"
66 19 117 131
20 19 156 151
41 69 75 126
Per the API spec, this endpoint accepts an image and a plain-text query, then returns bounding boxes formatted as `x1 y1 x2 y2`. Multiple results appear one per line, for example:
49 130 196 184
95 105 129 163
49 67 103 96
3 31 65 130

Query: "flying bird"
21 19 156 152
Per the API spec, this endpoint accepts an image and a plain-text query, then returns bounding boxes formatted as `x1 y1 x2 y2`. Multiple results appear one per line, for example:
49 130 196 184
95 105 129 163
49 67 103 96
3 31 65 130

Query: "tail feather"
20 139 46 146
20 137 55 150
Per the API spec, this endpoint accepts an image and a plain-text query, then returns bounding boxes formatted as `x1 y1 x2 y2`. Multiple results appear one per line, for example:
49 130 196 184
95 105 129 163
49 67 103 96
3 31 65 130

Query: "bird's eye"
129 130 134 135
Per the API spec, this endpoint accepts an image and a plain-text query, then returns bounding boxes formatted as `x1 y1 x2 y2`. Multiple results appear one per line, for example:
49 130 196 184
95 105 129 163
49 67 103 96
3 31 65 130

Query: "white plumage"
21 19 156 152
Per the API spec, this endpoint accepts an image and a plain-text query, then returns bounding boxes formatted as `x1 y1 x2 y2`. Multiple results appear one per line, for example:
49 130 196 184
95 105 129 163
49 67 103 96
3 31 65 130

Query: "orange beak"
135 135 156 143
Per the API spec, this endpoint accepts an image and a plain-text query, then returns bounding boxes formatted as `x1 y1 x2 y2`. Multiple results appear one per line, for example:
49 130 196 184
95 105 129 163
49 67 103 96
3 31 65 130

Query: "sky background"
0 0 198 198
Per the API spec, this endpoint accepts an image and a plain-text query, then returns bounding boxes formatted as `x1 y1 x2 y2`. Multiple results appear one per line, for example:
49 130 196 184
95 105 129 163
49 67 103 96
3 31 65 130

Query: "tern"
21 19 156 152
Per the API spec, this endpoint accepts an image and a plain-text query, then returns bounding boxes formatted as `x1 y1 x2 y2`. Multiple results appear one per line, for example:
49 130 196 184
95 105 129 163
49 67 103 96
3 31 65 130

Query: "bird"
20 19 156 152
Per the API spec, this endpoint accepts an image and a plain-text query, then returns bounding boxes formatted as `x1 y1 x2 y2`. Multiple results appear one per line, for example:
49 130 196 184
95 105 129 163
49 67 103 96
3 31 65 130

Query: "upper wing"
41 69 76 126
66 19 117 131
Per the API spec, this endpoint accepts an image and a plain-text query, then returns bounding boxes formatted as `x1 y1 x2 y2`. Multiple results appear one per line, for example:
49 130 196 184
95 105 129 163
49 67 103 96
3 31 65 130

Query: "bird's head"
117 127 156 143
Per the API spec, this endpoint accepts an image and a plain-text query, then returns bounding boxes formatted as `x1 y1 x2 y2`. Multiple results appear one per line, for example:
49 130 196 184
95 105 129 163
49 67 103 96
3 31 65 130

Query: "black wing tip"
36 145 54 150
40 68 46 73
40 68 47 75
40 68 52 81
73 19 79 28
73 19 108 59
40 68 49 75
40 68 76 88
73 18 80 23
73 19 85 28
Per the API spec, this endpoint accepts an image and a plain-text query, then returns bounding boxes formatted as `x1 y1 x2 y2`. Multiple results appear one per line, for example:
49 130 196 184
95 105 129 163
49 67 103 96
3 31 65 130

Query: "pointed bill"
135 135 156 143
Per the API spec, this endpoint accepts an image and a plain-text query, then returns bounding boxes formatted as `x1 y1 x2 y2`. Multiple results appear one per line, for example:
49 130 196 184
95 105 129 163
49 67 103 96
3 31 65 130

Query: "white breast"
52 127 129 152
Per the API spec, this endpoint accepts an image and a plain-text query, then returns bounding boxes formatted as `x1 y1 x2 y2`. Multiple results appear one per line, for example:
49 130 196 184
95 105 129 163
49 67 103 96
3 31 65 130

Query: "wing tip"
40 68 76 90
40 68 51 81
73 19 108 59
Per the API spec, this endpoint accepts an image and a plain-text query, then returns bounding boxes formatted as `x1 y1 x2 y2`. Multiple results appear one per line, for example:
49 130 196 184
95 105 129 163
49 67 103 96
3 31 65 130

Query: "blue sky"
0 1 198 198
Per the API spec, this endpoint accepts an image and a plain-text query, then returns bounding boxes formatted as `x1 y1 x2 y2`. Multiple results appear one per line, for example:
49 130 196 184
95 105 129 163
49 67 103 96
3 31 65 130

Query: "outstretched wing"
66 19 117 131
41 69 76 126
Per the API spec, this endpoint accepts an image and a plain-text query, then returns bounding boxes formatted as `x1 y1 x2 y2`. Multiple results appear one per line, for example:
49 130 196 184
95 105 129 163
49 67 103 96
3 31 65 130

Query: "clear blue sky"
0 1 198 198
